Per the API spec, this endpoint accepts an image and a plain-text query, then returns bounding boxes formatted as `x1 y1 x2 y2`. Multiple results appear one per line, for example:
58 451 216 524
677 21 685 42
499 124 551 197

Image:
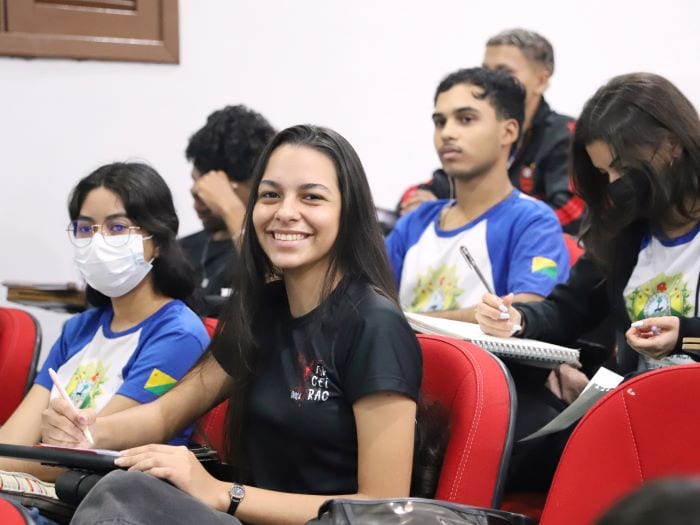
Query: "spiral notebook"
404 312 580 369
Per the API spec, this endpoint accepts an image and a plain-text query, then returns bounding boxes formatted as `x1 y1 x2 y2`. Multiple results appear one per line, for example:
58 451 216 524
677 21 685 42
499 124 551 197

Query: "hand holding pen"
460 245 522 336
475 292 523 338
47 368 95 446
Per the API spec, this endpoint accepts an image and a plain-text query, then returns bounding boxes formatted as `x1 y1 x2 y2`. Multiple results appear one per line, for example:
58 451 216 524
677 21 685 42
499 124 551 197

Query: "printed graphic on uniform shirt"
625 272 692 321
66 362 109 409
531 256 558 280
290 357 330 404
144 368 177 396
408 264 464 312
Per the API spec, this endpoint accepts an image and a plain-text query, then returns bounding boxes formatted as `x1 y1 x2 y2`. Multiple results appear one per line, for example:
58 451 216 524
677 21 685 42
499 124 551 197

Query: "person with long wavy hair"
475 72 700 489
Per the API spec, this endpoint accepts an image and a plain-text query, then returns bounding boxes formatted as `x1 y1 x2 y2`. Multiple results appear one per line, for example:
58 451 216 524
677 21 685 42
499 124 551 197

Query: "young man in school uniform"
398 29 584 235
385 67 572 491
179 105 275 315
386 67 569 324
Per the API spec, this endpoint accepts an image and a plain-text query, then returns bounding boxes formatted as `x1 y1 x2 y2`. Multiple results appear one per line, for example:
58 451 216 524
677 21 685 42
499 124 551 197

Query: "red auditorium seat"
539 364 700 525
418 334 516 508
0 307 42 424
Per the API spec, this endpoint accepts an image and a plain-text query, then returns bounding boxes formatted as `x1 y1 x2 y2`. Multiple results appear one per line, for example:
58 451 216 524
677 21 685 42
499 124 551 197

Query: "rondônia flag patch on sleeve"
144 368 177 396
531 256 558 279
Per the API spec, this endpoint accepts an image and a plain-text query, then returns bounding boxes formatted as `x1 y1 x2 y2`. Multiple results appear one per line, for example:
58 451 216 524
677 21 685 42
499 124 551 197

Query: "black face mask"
607 170 653 218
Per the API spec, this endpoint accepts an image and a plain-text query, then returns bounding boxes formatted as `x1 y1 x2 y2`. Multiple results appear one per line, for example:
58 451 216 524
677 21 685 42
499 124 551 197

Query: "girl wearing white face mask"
0 163 210 481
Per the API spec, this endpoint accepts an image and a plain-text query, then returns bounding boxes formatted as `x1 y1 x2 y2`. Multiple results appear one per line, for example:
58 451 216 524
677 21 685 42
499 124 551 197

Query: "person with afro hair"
180 105 275 314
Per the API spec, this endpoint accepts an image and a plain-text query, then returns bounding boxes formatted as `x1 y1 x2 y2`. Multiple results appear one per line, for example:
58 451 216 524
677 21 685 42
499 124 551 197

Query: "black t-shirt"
179 230 237 316
213 279 422 495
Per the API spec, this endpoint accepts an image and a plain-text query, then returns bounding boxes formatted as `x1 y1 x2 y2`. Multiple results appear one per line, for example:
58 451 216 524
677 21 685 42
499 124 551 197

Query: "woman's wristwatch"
227 483 246 515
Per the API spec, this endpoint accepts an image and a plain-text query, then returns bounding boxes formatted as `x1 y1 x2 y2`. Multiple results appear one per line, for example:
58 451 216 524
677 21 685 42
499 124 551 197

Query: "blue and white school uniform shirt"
385 190 570 312
624 222 700 371
35 299 209 444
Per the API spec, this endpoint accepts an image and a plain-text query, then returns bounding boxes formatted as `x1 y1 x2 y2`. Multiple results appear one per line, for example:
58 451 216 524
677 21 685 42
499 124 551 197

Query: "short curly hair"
185 105 275 183
435 67 525 134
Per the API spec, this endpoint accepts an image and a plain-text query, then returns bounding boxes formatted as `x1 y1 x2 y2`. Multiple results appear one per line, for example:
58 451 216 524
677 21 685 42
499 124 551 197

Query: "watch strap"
227 483 245 516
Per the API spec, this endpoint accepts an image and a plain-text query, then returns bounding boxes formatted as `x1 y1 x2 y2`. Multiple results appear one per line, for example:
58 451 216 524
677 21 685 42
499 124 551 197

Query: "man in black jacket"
399 29 584 235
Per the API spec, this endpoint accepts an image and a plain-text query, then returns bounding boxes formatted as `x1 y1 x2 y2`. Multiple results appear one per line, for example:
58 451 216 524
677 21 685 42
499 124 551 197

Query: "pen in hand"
459 245 494 295
460 245 521 332
48 368 95 446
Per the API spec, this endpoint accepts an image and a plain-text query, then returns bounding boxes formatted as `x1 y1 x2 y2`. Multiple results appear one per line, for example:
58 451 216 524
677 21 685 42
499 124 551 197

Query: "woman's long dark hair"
68 162 199 310
208 125 397 473
572 73 700 270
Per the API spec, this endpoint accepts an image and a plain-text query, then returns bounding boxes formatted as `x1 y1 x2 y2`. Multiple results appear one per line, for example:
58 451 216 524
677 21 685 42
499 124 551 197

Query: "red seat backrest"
202 316 218 338
0 308 41 424
563 233 584 267
418 334 515 508
191 317 229 455
194 398 229 455
540 364 700 525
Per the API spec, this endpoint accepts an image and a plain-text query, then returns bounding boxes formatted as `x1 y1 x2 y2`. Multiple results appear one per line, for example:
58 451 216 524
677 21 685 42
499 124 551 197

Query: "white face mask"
73 233 154 298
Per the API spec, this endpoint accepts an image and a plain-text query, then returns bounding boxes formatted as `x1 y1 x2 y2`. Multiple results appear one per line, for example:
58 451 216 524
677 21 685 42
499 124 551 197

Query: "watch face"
231 484 245 500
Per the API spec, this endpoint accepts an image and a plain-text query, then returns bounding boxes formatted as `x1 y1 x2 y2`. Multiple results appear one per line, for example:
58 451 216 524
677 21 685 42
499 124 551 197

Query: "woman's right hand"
114 444 228 510
474 292 523 338
41 397 96 448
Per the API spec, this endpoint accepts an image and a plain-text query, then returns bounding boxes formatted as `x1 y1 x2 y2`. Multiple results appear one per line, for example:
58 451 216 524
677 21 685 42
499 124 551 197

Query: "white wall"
2 0 699 359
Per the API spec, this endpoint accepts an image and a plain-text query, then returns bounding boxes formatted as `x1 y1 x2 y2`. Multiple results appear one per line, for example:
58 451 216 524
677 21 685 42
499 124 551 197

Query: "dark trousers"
70 470 242 525
506 380 571 492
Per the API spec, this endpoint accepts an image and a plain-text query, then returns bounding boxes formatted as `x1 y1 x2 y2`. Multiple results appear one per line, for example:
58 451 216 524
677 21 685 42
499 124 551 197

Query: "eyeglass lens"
67 219 137 247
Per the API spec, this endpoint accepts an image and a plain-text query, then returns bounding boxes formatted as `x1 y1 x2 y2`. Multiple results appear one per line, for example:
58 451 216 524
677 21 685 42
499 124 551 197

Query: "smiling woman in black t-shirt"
44 125 422 525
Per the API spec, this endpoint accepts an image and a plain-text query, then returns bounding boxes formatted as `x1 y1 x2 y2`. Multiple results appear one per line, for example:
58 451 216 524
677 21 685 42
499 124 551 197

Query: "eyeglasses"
66 219 142 247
